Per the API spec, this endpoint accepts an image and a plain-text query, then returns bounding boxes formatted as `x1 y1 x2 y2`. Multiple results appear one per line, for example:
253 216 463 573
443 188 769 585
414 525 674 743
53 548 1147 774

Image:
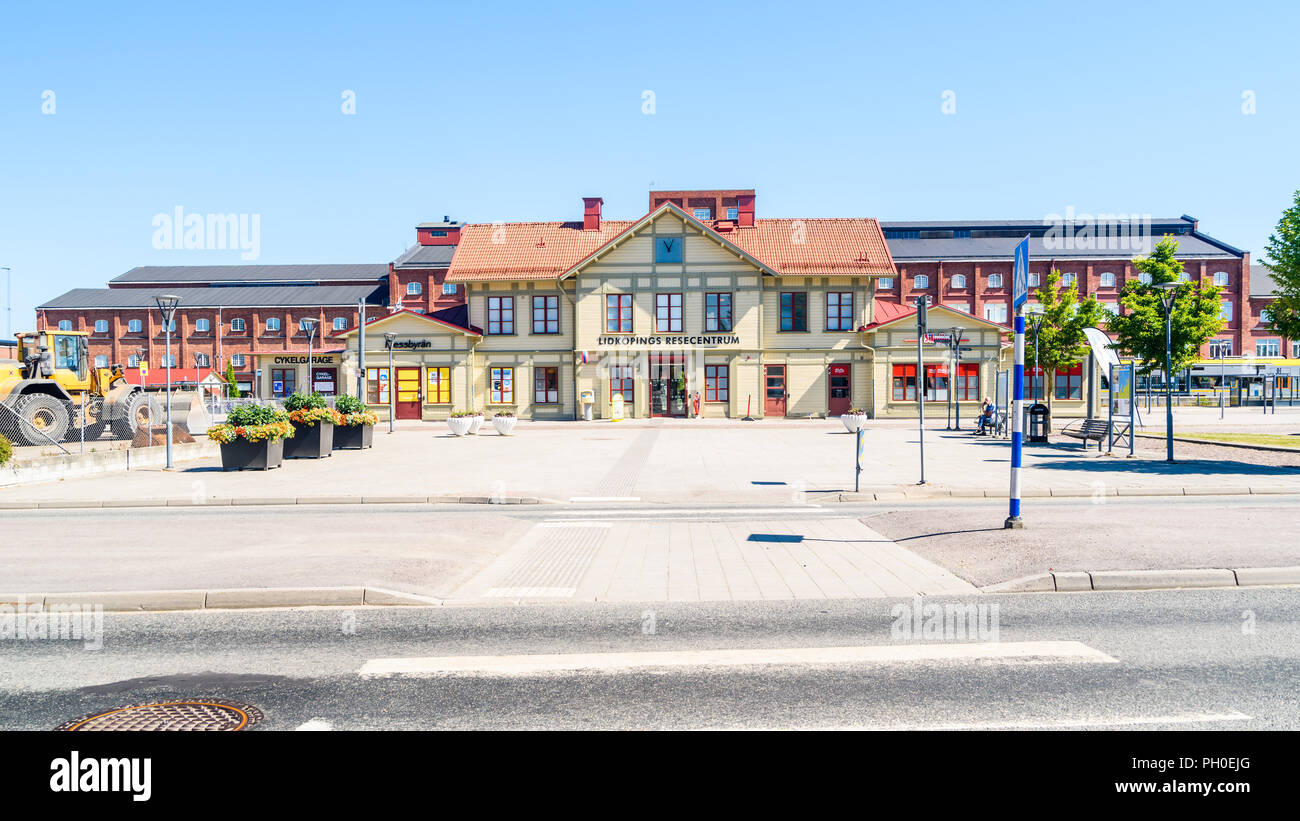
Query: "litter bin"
1027 403 1049 443
579 389 595 421
611 393 625 422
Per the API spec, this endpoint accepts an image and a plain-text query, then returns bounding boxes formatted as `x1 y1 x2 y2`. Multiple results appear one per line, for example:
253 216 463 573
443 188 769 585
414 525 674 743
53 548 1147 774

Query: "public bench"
1060 418 1110 451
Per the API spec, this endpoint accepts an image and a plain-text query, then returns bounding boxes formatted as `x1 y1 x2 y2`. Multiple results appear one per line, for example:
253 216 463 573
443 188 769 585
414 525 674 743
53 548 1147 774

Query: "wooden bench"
1060 418 1109 451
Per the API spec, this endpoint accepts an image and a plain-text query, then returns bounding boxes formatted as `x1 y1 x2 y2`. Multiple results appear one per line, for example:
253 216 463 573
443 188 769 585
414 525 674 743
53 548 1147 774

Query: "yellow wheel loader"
0 330 160 446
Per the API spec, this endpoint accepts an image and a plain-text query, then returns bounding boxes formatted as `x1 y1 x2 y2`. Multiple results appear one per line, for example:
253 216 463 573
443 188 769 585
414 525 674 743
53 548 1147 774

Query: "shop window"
195 318 210 333
1257 339 1281 358
487 296 514 335
1055 363 1083 400
656 293 683 332
128 319 143 333
94 319 108 333
490 367 514 404
231 318 246 332
606 294 633 333
366 367 389 404
534 366 559 404
923 364 949 402
610 365 634 403
957 363 979 401
426 367 450 404
826 292 854 331
705 293 733 332
271 368 296 398
779 292 807 332
704 365 729 402
892 364 916 401
532 295 559 334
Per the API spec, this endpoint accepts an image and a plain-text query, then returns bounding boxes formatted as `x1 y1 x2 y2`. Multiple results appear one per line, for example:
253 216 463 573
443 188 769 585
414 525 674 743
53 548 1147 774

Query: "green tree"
1108 236 1225 376
223 358 241 398
1262 189 1300 344
1031 269 1106 408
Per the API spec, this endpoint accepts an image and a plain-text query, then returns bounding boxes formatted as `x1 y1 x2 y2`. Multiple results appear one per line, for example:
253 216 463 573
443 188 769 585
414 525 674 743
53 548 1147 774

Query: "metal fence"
0 389 200 460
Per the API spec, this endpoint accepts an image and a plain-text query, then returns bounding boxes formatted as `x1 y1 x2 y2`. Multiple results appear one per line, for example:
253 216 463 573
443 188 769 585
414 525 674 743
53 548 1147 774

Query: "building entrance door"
649 355 687 417
764 365 787 416
828 363 852 415
311 367 337 396
394 366 422 420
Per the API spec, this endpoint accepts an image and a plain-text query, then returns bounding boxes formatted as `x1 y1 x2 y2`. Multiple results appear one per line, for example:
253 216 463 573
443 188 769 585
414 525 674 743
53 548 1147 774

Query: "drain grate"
55 700 264 731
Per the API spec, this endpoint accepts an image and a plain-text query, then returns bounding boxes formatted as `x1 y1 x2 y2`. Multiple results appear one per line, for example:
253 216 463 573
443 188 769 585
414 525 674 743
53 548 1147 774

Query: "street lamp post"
301 318 319 396
153 295 181 469
1154 282 1179 463
384 332 397 434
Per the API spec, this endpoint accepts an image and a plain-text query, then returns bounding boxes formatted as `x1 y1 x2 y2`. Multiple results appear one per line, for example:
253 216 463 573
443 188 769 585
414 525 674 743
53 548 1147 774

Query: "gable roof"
446 202 895 282
392 244 458 269
40 284 386 310
863 302 1011 333
329 307 481 339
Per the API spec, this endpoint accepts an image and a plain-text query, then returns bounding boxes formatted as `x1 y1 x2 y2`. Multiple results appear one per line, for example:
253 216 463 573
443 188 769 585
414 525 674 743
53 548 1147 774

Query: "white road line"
294 719 334 731
569 496 642 502
358 640 1117 678
738 712 1253 731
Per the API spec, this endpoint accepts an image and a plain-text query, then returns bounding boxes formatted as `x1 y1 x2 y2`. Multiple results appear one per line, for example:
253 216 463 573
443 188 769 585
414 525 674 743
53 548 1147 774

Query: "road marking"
569 496 642 502
484 586 577 598
739 712 1253 731
294 719 333 731
544 507 829 518
358 640 1117 677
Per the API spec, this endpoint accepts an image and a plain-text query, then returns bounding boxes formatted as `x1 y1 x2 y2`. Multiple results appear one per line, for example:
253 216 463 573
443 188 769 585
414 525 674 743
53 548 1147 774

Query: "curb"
979 566 1300 593
0 495 547 511
0 586 443 612
834 485 1298 502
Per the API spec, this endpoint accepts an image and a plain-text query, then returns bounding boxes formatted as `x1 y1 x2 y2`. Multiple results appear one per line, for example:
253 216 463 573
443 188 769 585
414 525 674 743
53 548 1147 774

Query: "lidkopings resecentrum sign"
596 335 741 347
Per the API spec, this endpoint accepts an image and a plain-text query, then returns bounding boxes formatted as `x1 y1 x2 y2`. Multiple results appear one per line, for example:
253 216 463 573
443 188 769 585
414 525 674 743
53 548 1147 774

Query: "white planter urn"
467 414 484 435
492 415 517 436
840 413 868 433
447 416 473 437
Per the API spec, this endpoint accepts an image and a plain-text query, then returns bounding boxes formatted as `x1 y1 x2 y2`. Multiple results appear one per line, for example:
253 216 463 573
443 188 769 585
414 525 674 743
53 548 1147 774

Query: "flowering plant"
494 410 515 418
207 404 294 444
449 410 479 418
288 406 340 426
333 394 378 426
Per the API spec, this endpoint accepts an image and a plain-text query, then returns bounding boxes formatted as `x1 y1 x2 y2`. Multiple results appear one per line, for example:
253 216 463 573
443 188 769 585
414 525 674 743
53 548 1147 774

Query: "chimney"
583 197 604 231
737 194 755 228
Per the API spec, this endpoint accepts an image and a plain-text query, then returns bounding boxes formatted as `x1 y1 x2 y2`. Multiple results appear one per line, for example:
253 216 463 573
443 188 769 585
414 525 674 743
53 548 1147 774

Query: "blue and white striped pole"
1005 307 1025 529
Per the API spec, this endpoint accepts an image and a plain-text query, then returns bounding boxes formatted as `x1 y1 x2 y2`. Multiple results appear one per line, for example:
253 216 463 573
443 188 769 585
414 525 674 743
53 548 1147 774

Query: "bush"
208 404 294 444
227 403 288 427
334 394 367 415
283 391 328 411
0 432 12 467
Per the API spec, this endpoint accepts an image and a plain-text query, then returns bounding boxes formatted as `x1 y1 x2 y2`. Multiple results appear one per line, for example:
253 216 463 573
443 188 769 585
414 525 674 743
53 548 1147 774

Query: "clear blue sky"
2 0 1297 333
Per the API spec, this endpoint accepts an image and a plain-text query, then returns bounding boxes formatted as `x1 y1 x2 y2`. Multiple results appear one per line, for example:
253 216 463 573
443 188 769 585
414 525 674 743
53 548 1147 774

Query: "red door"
764 365 787 416
394 367 422 420
828 363 852 415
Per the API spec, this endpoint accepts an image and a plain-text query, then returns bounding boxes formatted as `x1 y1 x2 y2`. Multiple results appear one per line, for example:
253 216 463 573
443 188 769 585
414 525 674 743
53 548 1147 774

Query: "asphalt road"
3 588 1297 730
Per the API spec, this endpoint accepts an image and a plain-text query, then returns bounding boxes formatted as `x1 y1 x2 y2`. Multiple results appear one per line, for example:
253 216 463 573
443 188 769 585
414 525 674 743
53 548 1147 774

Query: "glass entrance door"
649 361 687 417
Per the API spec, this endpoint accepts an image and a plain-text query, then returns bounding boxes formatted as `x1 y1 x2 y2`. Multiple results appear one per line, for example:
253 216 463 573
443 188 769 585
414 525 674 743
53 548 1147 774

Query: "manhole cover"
55 700 264 731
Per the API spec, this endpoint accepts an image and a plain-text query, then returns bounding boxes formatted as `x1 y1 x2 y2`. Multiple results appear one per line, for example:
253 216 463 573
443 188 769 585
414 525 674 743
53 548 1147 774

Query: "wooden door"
764 365 787 416
828 363 852 415
394 367 422 420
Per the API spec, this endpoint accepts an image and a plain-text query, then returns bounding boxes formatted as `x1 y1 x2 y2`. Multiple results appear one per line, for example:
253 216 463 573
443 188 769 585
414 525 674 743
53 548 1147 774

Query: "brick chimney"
583 197 604 231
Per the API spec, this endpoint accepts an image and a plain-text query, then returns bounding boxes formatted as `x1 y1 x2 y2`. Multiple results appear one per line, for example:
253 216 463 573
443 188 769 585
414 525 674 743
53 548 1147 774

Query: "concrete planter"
491 415 517 436
333 423 374 450
840 413 869 433
284 421 334 459
219 438 284 471
447 416 474 437
467 414 484 435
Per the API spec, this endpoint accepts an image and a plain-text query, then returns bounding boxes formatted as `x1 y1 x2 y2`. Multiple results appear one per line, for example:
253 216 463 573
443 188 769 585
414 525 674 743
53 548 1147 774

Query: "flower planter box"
840 413 868 433
219 438 284 471
333 423 374 450
447 416 474 437
467 415 484 435
492 416 517 436
284 421 334 459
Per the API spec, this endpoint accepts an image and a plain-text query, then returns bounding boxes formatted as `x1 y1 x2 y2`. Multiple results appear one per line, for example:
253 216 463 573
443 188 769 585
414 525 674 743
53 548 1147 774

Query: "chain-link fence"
0 388 201 461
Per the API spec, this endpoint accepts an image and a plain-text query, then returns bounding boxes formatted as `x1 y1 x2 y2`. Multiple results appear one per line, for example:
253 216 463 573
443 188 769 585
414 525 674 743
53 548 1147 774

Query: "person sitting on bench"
975 397 996 435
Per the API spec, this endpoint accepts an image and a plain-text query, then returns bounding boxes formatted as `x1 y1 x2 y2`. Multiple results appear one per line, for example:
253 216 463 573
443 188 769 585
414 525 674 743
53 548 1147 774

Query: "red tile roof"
446 205 896 282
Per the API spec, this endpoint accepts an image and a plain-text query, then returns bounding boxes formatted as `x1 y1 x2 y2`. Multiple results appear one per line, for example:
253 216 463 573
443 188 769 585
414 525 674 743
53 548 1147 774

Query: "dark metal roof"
40 284 387 310
109 263 389 284
887 233 1239 262
882 218 1195 231
392 244 457 269
416 220 465 229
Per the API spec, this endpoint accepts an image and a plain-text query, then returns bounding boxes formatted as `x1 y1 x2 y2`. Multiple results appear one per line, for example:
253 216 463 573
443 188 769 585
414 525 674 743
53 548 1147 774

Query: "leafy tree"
1108 236 1225 376
223 358 241 398
1262 189 1300 343
1030 269 1106 408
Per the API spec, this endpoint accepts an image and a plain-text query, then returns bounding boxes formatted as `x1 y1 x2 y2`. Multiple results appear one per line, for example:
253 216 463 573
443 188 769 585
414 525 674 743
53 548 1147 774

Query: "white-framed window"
94 319 109 333
407 281 422 296
195 318 210 332
726 206 739 220
1178 271 1190 282
128 319 143 333
987 273 1004 288
943 302 972 314
1027 273 1040 287
1209 339 1232 358
94 355 108 367
914 274 930 289
231 354 245 367
1293 341 1300 359
333 317 347 331
1099 272 1116 287
1061 272 1077 287
160 354 177 367
442 282 458 296
1099 302 1119 317
693 207 712 221
1260 307 1273 325
1220 302 1233 321
58 320 72 330
1213 271 1229 286
266 317 281 331
950 274 967 289
877 277 894 290
984 302 1008 323
1257 339 1281 358
127 354 139 367
1137 272 1152 285
231 317 246 332
195 353 210 367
